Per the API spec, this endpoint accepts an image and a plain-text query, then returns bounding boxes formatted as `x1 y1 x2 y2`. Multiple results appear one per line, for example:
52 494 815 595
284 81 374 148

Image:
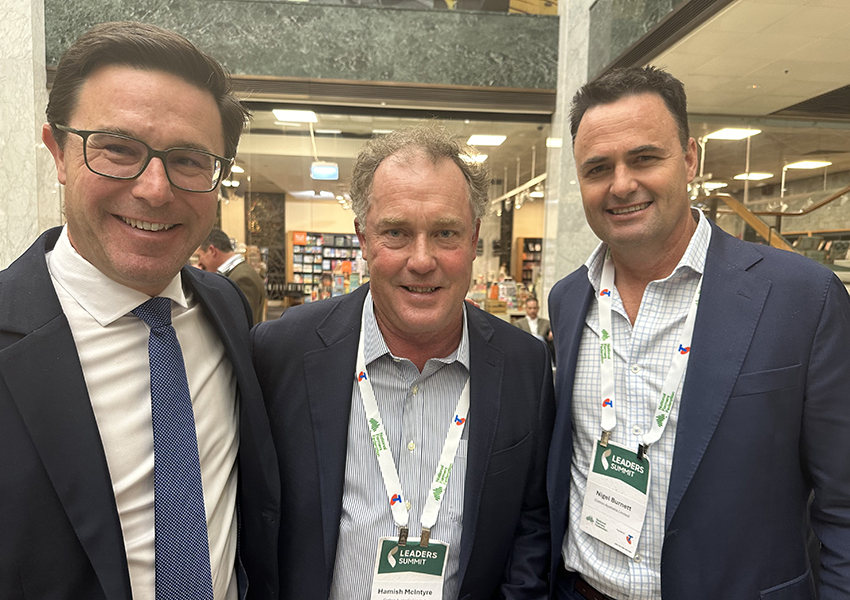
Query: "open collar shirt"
330 292 470 600
563 209 711 600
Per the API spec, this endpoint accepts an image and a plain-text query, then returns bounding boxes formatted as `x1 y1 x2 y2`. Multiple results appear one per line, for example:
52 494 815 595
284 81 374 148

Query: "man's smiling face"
43 64 225 296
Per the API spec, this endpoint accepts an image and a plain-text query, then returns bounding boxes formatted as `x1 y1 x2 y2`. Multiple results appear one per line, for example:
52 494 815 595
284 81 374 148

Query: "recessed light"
467 135 506 146
703 181 728 190
785 160 832 169
372 129 393 135
546 138 563 148
704 128 761 141
316 129 342 135
272 109 317 123
230 165 245 174
733 172 773 181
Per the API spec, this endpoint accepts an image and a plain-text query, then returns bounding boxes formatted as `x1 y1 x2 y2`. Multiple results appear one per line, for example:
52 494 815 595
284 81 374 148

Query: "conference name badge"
370 537 448 600
579 441 650 559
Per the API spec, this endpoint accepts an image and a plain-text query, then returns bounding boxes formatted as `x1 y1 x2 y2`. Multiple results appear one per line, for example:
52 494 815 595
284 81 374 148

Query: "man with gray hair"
253 124 554 599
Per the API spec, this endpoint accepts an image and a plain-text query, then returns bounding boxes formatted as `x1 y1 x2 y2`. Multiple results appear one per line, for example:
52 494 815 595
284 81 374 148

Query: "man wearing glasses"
0 21 278 599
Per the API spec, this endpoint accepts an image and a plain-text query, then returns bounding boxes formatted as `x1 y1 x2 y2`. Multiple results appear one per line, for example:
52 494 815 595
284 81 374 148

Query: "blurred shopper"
253 125 554 600
0 21 278 599
548 65 850 599
196 228 267 323
515 296 555 360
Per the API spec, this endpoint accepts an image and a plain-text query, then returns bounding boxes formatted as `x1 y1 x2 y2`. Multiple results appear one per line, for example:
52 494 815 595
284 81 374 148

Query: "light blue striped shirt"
563 209 711 599
329 292 470 600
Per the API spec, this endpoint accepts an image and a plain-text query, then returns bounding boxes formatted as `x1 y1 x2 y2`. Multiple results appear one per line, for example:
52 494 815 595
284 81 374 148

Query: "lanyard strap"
355 298 470 546
597 249 702 458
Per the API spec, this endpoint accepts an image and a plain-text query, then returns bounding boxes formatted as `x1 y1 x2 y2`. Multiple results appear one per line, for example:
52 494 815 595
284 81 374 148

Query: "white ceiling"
653 0 850 116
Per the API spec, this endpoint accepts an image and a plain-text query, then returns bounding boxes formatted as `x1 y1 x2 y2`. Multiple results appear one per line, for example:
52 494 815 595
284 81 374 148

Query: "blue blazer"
547 222 850 599
0 228 280 600
252 284 554 600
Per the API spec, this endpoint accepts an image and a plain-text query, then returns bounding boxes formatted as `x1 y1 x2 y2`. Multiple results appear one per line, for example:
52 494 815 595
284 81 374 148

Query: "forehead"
574 93 679 158
71 64 225 154
369 153 472 220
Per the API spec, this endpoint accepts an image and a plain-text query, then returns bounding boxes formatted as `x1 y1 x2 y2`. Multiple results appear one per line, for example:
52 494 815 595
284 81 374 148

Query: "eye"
438 230 454 238
387 229 401 237
585 164 608 176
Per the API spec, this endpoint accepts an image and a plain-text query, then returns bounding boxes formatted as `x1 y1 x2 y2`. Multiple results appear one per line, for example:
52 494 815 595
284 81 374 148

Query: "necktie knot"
133 297 172 330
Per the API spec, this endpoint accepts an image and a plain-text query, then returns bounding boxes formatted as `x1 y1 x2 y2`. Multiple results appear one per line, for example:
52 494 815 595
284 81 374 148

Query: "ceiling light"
529 190 545 198
703 181 728 190
785 160 832 169
311 161 339 181
733 172 773 181
546 137 563 148
230 180 240 188
274 121 302 127
221 180 232 187
704 128 761 141
372 129 393 135
316 129 342 135
230 165 244 174
467 135 506 146
460 154 488 163
272 109 317 123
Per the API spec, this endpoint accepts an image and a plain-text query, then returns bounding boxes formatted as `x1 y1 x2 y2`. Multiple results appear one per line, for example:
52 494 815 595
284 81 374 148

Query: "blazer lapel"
0 229 131 600
665 226 770 528
305 287 367 592
457 308 503 583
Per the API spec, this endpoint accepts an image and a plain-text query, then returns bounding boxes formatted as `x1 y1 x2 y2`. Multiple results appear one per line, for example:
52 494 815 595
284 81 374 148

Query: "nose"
610 163 638 199
407 234 437 274
131 157 174 206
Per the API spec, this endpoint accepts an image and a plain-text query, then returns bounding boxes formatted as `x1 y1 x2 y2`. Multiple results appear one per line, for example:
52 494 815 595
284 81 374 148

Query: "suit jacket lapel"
457 307 503 584
0 229 131 600
305 286 367 592
665 225 770 528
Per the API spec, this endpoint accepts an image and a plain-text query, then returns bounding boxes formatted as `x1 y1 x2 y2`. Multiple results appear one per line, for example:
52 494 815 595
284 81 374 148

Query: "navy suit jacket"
547 222 850 599
0 228 280 600
252 284 554 600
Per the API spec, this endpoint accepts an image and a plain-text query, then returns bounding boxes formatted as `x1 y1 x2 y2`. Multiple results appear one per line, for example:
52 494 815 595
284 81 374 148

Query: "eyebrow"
96 127 215 153
580 144 665 169
376 216 465 228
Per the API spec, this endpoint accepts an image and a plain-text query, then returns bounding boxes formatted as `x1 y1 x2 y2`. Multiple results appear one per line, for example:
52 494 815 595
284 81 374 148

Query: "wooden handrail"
706 193 795 252
711 182 850 217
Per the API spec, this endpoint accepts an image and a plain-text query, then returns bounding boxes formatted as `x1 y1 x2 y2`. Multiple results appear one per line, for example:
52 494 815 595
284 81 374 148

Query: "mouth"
119 216 176 232
403 286 438 294
608 202 651 215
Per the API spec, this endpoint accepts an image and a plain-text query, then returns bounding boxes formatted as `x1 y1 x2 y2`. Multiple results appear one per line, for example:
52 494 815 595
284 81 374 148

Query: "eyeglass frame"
53 124 234 193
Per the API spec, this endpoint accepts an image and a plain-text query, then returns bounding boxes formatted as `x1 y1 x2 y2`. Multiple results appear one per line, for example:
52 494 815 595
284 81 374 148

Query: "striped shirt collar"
362 291 470 371
584 207 712 293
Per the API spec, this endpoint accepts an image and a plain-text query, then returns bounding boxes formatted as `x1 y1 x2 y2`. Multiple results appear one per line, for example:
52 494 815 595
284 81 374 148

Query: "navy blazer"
252 284 554 600
548 222 850 599
0 228 280 600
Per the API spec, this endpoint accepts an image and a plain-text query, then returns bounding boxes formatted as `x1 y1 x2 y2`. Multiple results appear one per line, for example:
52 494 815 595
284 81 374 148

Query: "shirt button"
408 441 416 451
631 365 640 373
632 426 643 436
634 553 642 563
411 385 419 395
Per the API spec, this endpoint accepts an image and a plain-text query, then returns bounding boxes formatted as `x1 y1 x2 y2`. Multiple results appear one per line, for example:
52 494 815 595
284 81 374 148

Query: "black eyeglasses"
55 124 233 193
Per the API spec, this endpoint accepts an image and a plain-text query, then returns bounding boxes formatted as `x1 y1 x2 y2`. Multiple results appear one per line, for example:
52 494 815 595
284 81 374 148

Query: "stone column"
541 0 599 314
0 0 61 269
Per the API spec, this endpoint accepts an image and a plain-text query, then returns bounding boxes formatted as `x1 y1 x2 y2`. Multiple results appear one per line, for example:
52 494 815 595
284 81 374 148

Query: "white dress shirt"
526 316 539 337
563 210 711 600
330 292 470 600
47 226 239 600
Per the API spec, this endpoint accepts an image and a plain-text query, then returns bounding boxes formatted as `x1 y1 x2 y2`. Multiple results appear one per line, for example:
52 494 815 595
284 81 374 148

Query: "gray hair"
349 124 490 226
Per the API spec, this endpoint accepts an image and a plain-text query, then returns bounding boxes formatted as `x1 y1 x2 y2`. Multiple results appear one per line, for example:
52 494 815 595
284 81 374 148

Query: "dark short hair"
569 66 690 151
525 296 539 305
349 124 490 226
201 228 234 253
47 21 248 159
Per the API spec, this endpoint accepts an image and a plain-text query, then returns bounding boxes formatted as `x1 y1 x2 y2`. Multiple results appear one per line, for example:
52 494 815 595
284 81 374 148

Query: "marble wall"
1 0 62 269
540 0 600 315
44 0 558 90
587 0 677 79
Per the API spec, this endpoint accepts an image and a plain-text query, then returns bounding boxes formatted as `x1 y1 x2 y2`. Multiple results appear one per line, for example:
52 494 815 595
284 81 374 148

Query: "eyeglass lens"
85 132 222 192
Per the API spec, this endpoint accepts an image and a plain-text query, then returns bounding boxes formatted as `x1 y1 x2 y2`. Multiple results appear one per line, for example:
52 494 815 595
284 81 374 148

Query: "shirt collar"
362 290 470 370
46 225 189 327
585 207 711 292
217 253 244 275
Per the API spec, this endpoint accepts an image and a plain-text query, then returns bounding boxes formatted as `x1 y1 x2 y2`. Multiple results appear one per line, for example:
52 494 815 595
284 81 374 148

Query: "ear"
355 218 368 261
685 136 699 182
42 123 67 185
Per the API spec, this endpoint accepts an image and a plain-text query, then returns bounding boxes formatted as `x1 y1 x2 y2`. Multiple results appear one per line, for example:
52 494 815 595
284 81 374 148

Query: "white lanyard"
355 300 470 547
597 248 702 459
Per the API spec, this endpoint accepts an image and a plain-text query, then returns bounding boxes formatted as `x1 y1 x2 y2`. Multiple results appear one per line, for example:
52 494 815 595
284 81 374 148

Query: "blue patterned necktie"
133 297 214 600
